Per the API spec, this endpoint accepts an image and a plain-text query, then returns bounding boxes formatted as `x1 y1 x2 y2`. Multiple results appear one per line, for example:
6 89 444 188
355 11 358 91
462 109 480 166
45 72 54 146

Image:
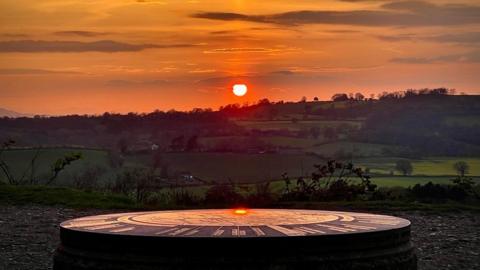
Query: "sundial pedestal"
54 209 417 270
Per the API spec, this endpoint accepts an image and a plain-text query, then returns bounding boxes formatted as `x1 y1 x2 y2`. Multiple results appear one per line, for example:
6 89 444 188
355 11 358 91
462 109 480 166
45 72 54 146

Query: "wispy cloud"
391 50 480 64
1 33 29 38
106 79 171 87
192 1 480 27
0 68 82 75
270 70 295 75
203 47 299 54
0 40 196 53
53 31 110 37
376 32 480 45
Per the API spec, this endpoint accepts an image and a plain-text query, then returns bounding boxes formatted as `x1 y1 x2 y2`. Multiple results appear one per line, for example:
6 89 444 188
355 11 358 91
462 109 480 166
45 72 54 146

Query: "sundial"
59 209 409 237
54 209 417 270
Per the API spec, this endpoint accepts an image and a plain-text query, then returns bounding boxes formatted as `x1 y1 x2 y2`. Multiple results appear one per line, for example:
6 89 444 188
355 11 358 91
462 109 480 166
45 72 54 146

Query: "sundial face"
61 209 410 238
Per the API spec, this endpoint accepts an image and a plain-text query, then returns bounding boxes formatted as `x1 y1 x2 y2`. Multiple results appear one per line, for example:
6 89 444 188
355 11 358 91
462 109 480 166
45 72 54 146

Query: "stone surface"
0 205 478 270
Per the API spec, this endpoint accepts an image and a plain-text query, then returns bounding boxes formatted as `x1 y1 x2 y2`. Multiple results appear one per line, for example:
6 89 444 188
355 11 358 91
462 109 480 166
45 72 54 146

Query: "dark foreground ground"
0 205 479 270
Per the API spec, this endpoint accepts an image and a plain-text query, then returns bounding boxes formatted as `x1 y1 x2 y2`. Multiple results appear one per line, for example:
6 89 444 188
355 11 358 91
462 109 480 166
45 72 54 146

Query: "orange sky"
1 0 480 115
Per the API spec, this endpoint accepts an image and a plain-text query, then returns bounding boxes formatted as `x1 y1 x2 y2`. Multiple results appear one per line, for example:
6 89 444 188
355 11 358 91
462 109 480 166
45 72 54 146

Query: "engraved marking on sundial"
297 226 325 234
316 224 355 232
343 224 376 230
267 225 306 236
84 224 122 231
251 227 265 236
156 227 179 235
63 220 118 228
213 228 224 237
109 227 135 233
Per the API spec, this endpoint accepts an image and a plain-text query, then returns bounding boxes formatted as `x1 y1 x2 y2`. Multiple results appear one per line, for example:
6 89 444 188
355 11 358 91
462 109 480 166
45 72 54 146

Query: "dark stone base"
54 243 416 270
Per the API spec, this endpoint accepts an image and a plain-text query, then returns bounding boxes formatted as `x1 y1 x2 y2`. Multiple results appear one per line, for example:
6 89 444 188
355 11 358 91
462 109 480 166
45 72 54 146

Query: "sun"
233 84 248 97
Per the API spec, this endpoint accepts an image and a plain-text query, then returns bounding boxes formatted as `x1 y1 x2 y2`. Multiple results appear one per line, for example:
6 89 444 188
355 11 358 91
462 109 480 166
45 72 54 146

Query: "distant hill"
0 108 30 118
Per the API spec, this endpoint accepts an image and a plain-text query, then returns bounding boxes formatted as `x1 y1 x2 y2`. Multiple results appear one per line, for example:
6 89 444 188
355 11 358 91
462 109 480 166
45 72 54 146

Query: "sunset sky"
1 0 480 115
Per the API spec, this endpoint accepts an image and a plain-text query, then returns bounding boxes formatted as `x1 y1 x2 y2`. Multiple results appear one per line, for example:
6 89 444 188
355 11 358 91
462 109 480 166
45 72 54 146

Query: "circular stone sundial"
54 209 417 270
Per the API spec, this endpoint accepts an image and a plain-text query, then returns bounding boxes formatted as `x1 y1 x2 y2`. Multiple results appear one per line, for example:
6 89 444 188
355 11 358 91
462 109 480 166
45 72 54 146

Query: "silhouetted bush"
281 160 377 202
204 183 244 206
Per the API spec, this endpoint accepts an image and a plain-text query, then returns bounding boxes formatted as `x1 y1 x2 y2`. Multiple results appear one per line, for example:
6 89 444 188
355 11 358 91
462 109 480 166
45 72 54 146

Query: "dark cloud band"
192 1 480 27
0 40 196 53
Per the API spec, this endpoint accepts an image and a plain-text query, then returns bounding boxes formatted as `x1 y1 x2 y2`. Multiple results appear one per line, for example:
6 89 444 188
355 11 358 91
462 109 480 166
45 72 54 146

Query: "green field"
131 152 323 183
200 136 322 149
0 148 111 185
310 142 399 157
235 119 362 131
1 148 478 188
356 157 480 176
445 116 480 127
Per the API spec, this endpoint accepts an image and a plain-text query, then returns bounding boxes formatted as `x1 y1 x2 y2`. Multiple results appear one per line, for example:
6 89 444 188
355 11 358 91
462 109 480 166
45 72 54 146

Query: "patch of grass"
356 157 480 176
235 119 362 131
273 200 480 212
0 184 137 209
0 148 111 185
263 136 321 149
371 176 457 187
131 152 323 183
310 142 398 157
445 116 480 127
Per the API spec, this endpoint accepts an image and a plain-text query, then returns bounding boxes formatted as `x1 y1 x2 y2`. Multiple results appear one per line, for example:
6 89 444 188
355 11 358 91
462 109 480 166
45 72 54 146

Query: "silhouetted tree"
354 92 365 101
395 160 413 176
170 135 185 151
186 135 199 151
453 161 469 177
331 93 349 102
46 152 82 185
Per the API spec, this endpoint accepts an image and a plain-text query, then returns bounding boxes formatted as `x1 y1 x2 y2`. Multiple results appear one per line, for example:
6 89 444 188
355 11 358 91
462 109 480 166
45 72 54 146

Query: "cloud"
209 30 236 35
375 33 416 42
339 0 390 2
0 68 82 75
0 40 196 53
1 33 29 38
376 32 480 44
192 1 480 27
324 29 361 34
203 47 299 54
188 69 217 74
270 70 295 75
53 31 110 37
106 79 170 87
390 50 480 64
426 32 480 44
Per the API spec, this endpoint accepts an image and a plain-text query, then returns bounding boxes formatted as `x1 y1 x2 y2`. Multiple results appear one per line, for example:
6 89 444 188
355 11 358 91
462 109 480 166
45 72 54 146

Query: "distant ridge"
0 108 31 118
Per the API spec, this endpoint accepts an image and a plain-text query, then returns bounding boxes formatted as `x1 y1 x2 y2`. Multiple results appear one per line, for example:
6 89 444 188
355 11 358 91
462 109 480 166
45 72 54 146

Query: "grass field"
445 116 480 127
0 148 111 185
0 184 136 209
356 157 480 176
235 119 362 131
132 152 323 183
309 142 399 157
2 184 478 211
1 148 478 188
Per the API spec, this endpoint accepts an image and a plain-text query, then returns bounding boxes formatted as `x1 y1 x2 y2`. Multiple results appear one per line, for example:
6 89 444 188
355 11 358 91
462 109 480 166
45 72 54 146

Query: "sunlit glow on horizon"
233 208 248 215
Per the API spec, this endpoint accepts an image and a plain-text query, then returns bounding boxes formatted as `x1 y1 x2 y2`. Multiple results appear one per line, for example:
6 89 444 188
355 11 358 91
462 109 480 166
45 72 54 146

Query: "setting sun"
233 84 248 97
